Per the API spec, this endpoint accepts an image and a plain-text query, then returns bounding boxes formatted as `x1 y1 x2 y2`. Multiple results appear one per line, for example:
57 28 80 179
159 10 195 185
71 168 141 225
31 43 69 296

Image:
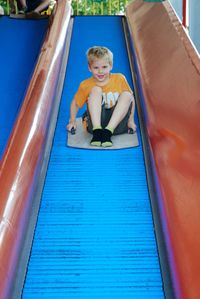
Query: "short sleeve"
74 83 87 108
119 74 133 93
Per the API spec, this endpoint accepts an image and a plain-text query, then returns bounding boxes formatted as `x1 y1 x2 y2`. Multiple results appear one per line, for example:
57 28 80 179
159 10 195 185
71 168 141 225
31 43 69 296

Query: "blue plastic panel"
0 17 48 159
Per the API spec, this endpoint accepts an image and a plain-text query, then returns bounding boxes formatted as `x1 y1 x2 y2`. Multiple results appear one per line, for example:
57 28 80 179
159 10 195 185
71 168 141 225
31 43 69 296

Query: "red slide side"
126 1 200 299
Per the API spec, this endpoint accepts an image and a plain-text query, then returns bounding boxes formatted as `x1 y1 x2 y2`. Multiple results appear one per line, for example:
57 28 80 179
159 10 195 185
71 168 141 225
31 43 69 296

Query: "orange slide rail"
126 1 200 298
0 1 71 298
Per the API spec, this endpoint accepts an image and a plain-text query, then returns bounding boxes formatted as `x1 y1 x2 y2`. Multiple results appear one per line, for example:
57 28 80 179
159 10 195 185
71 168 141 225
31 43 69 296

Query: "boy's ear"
88 63 92 72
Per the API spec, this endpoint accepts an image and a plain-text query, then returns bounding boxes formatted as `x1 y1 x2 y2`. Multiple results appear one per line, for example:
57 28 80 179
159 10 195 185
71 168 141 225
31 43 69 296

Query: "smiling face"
89 57 112 85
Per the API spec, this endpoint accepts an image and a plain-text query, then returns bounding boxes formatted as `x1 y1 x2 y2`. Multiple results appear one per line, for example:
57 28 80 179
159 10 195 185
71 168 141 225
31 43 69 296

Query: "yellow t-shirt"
74 73 132 109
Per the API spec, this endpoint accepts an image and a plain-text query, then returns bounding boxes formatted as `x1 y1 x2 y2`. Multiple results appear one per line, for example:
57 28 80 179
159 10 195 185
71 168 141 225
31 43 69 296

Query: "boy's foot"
101 128 113 147
90 128 102 147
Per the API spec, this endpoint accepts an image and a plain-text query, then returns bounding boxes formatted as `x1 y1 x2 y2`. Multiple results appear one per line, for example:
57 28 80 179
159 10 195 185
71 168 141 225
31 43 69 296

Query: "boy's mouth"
97 74 105 79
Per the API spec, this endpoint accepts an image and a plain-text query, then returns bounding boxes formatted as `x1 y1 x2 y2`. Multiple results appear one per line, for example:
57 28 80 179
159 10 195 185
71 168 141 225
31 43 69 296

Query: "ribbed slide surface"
22 16 164 298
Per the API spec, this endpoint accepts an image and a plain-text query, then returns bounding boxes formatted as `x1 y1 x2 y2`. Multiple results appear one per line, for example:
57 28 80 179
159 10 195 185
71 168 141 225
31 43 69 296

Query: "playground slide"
1 0 200 299
0 2 164 299
21 15 164 299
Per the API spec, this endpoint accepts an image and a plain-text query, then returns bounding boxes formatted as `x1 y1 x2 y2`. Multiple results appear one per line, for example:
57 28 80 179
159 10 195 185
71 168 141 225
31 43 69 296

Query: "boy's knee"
90 85 103 95
119 91 133 104
88 86 103 106
121 91 132 98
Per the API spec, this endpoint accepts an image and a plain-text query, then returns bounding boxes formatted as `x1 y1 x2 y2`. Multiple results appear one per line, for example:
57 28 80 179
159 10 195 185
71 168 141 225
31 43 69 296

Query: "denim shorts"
82 102 132 135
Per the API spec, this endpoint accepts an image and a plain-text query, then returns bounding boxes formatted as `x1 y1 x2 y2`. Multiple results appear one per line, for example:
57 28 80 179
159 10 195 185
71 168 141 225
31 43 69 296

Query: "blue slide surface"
0 17 48 159
21 16 164 298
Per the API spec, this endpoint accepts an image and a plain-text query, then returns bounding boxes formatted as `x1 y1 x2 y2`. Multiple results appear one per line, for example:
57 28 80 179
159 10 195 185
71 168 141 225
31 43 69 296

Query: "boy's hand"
128 120 137 133
66 121 76 132
67 98 79 133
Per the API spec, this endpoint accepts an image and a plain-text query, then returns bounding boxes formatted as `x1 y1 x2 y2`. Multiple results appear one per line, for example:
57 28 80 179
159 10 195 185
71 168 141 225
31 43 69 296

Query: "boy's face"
88 57 112 84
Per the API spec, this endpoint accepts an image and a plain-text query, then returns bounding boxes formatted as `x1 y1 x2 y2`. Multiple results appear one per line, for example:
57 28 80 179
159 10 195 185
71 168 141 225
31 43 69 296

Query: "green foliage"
144 0 165 2
72 0 131 15
95 0 107 3
0 0 9 14
0 0 133 16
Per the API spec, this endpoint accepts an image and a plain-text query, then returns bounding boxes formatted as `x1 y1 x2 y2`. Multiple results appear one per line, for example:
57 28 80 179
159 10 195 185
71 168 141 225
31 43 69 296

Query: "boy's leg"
106 91 133 131
101 91 133 147
87 86 103 146
33 0 50 13
17 0 28 12
101 103 132 135
87 86 102 128
26 0 50 13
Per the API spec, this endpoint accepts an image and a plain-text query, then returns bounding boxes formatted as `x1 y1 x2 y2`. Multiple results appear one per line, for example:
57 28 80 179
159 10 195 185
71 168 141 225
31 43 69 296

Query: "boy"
67 46 136 147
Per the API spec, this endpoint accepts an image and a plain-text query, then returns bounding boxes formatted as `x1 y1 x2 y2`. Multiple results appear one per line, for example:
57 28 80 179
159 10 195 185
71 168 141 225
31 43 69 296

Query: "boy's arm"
66 98 79 131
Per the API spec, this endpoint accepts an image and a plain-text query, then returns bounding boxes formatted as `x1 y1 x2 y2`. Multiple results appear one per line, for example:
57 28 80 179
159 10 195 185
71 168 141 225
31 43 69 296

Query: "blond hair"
86 46 113 66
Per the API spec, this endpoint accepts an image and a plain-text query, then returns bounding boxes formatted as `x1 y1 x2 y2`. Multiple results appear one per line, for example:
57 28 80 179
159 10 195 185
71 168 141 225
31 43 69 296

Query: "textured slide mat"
67 118 139 150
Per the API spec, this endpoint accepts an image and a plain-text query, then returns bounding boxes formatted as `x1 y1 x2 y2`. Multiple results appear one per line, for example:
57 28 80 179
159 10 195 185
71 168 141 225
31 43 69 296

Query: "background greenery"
71 0 132 15
0 0 10 14
0 0 146 16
